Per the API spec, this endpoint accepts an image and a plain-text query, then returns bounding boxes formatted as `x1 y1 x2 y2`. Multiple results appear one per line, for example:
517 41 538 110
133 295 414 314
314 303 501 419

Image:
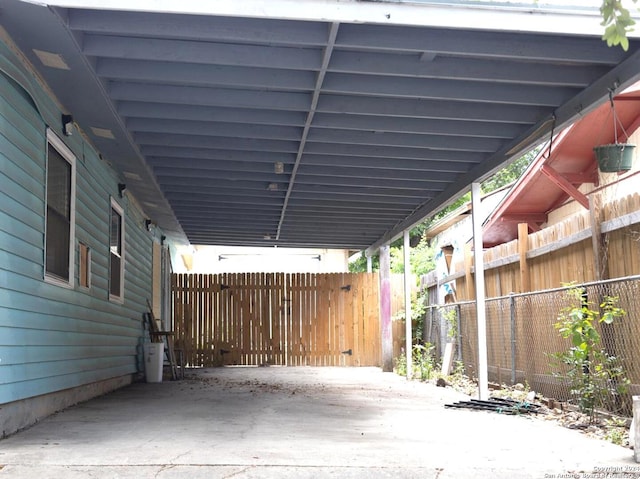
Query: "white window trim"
44 128 76 288
109 197 125 303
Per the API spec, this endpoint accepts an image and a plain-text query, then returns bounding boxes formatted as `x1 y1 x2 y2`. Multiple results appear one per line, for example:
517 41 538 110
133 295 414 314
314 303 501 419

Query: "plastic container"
143 342 165 383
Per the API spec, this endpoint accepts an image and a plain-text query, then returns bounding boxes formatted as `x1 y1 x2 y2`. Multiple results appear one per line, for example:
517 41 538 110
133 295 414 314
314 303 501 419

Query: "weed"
438 306 458 342
394 343 438 381
551 286 630 423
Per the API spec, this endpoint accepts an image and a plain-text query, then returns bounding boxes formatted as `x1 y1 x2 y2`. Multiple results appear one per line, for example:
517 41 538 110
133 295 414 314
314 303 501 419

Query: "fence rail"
420 275 640 415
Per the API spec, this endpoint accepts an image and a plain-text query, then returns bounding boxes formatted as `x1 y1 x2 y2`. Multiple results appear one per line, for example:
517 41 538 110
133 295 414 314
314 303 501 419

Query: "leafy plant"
601 0 638 51
604 417 628 445
551 286 630 422
394 350 408 377
439 306 458 343
394 343 437 381
413 343 437 381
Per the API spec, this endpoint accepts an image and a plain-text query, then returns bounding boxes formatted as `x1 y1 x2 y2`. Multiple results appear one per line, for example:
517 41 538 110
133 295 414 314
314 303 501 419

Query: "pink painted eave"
483 87 640 248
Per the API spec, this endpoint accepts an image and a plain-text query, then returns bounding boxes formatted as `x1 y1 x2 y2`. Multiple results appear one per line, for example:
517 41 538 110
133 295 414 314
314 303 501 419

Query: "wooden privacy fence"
171 272 380 367
430 192 640 300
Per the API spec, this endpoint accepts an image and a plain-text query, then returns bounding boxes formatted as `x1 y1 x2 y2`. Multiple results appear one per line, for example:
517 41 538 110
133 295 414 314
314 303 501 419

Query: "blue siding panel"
0 210 42 249
0 229 41 266
0 356 135 385
0 345 134 365
0 149 45 200
0 365 135 405
0 38 158 405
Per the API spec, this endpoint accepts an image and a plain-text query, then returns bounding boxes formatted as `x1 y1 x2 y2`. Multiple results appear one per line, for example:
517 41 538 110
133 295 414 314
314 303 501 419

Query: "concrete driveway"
0 367 636 478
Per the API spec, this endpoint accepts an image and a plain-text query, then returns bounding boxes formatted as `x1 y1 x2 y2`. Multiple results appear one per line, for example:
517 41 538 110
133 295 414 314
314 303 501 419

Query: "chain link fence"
423 275 640 416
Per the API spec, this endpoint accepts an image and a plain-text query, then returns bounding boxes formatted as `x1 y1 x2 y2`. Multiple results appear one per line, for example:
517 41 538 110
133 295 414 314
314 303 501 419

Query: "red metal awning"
483 85 640 248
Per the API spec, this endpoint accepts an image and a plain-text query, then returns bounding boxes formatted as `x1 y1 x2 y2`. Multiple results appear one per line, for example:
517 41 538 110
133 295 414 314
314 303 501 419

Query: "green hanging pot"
593 143 635 172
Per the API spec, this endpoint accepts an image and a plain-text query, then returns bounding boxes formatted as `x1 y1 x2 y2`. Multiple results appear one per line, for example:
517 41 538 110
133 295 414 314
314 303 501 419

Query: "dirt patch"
182 370 332 397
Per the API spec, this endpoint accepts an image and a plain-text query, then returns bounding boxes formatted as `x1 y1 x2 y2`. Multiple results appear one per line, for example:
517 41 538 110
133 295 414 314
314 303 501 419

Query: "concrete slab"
0 367 637 478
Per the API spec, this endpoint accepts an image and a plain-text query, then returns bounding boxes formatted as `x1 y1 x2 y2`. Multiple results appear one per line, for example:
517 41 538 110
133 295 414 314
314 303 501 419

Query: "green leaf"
572 332 584 347
602 311 615 324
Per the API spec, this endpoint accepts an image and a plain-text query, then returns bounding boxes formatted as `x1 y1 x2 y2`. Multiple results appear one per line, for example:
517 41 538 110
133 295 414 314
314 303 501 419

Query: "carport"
5 1 640 250
0 367 635 478
2 1 640 472
4 0 640 387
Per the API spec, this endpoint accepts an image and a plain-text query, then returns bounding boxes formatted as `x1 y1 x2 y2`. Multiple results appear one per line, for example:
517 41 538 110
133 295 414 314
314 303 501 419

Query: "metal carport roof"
3 0 640 252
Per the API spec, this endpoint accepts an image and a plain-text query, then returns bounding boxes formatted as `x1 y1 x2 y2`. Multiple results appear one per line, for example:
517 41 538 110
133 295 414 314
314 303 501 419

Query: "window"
45 130 75 286
79 242 91 288
109 199 124 301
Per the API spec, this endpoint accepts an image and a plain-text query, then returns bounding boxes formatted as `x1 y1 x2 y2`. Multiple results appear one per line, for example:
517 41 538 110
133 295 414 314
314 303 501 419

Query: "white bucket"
143 342 164 383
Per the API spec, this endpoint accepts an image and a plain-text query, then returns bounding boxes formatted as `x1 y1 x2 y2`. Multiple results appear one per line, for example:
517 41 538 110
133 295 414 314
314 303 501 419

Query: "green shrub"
551 286 630 422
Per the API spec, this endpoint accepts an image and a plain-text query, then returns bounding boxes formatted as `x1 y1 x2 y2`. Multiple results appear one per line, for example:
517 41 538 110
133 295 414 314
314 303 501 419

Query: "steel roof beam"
183 222 388 233
316 94 548 123
322 73 579 106
284 211 399 220
177 211 395 223
300 154 475 171
97 58 316 90
156 167 289 181
118 102 306 126
171 196 412 212
306 128 504 152
67 9 329 46
303 144 488 162
141 148 297 164
328 51 607 87
150 161 293 176
290 192 423 205
292 183 432 198
276 22 339 241
311 113 524 138
127 118 302 141
167 195 285 207
134 133 299 153
84 34 323 70
337 24 624 64
163 181 431 199
298 165 454 182
156 178 289 190
110 83 312 111
293 175 447 191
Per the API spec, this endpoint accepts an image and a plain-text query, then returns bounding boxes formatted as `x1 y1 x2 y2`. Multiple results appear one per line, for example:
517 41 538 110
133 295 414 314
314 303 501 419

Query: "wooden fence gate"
171 272 380 367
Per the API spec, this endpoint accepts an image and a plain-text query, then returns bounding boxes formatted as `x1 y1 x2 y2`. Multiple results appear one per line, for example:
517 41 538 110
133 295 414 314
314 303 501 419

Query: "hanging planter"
593 143 635 172
593 92 636 173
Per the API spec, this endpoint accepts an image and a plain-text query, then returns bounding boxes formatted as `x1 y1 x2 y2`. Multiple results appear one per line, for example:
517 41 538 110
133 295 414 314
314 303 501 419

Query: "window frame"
44 129 76 288
109 197 125 302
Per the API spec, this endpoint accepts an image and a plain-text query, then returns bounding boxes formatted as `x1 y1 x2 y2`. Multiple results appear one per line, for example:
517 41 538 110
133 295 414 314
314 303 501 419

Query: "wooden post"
366 254 373 273
464 242 474 300
403 230 412 379
380 244 393 372
634 395 640 462
518 223 530 293
471 182 489 400
589 194 609 281
589 193 618 361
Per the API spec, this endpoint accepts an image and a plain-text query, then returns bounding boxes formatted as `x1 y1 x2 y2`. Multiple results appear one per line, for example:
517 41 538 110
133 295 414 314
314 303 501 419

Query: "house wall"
183 245 350 274
0 38 156 436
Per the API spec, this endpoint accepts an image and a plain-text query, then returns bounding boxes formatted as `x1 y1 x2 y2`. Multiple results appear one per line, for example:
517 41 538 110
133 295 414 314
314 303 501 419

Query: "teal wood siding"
0 41 154 404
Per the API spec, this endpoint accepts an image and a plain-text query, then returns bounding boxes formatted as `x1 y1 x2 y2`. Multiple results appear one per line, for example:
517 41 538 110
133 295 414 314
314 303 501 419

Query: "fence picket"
172 272 381 368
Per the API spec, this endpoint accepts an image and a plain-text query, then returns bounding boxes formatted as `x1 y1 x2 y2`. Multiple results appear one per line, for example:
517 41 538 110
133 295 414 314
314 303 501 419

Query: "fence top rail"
424 274 640 309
